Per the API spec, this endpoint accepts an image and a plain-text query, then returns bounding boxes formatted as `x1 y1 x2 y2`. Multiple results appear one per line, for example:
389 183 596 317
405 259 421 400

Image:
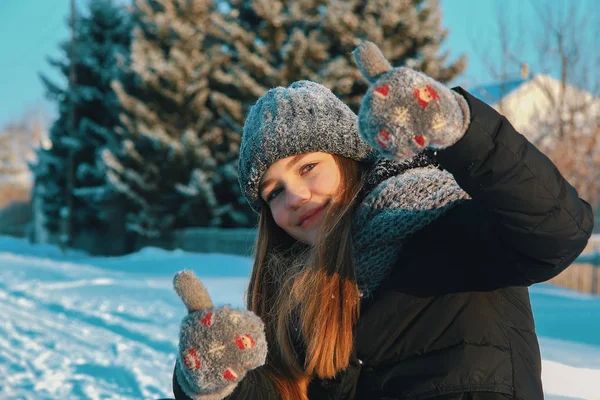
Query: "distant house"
470 74 600 146
470 77 528 106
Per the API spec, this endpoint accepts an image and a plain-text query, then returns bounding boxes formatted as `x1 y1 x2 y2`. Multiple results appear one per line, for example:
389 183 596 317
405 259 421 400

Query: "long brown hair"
246 154 365 399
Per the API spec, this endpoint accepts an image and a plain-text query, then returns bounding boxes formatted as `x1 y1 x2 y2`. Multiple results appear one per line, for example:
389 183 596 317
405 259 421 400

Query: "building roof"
470 78 529 105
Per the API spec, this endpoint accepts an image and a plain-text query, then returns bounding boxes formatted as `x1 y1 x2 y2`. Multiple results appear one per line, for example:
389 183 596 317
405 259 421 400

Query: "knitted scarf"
352 154 471 297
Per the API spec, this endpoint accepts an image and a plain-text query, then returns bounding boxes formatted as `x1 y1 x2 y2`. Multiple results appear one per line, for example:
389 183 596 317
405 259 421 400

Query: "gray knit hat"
238 80 376 213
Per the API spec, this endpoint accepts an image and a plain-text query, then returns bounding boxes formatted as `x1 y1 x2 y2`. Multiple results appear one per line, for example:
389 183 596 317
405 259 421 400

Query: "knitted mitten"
352 41 471 162
173 270 268 400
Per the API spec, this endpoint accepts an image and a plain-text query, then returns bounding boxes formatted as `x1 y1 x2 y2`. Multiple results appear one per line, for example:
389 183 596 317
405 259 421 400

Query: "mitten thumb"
352 41 393 83
174 270 213 313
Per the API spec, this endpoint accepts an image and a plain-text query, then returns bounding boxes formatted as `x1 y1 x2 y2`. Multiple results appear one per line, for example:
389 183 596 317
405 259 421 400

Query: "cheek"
315 171 341 195
271 207 290 230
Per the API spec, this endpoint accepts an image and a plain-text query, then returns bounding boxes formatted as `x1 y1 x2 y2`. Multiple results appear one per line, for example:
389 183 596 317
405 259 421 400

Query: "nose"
285 182 310 210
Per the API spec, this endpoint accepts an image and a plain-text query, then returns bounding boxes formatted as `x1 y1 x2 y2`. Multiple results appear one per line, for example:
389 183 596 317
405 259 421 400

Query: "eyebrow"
259 153 307 196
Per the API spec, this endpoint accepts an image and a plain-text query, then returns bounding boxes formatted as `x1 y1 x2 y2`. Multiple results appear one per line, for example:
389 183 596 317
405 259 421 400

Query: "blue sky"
0 0 590 129
0 0 70 128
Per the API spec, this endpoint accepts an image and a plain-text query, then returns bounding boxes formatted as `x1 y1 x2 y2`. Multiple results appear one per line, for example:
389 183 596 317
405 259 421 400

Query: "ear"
173 270 213 313
352 41 393 84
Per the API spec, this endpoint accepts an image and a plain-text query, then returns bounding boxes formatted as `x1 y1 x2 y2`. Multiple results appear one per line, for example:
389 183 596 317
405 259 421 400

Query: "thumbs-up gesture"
352 41 471 162
173 270 268 400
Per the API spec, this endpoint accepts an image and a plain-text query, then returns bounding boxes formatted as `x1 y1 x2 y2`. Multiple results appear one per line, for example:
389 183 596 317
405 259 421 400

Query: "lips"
297 202 329 228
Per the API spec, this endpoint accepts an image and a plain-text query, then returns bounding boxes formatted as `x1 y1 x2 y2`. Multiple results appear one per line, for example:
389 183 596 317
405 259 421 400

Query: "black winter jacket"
173 89 593 400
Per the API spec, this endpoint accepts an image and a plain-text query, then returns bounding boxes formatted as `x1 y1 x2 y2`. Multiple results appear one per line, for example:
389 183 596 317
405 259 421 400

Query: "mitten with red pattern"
173 270 268 400
352 41 471 162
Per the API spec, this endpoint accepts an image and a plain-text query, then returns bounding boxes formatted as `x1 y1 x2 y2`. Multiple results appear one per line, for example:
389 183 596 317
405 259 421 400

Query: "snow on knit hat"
238 80 376 213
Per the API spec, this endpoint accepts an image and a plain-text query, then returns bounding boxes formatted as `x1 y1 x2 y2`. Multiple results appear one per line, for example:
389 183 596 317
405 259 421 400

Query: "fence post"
593 267 598 295
593 243 600 295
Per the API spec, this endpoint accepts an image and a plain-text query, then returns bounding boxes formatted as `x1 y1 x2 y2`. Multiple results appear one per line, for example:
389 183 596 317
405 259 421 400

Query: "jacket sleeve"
433 87 594 285
173 365 281 400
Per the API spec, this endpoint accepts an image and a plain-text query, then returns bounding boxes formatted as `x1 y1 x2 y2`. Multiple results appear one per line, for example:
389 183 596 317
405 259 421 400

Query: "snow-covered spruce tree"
104 0 254 239
210 0 466 113
33 0 132 240
104 0 464 239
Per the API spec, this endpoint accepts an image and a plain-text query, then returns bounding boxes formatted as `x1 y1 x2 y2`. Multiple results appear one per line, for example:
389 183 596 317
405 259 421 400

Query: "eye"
300 163 317 174
266 187 283 202
264 163 317 203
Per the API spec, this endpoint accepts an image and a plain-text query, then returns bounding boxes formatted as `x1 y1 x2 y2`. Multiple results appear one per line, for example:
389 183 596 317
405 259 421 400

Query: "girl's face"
259 152 341 245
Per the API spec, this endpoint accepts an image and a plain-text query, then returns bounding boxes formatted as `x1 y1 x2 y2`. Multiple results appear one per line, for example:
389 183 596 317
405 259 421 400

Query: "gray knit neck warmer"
352 157 470 297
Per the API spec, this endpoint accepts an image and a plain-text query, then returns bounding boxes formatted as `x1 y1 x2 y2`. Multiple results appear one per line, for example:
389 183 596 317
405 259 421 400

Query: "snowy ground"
1 236 599 400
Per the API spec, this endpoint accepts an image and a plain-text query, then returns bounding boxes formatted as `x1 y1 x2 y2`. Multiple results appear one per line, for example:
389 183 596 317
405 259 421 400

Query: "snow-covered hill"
1 236 599 400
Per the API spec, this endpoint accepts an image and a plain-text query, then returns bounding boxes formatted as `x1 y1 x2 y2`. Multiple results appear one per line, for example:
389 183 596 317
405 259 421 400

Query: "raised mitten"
174 270 268 400
352 41 471 162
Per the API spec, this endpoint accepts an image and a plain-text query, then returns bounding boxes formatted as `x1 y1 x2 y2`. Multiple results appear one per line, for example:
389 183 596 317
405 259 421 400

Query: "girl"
171 41 593 400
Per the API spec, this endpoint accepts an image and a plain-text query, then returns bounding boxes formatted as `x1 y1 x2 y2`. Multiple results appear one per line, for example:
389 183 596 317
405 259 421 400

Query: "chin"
306 229 322 247
297 235 315 246
289 223 324 246
290 230 317 246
